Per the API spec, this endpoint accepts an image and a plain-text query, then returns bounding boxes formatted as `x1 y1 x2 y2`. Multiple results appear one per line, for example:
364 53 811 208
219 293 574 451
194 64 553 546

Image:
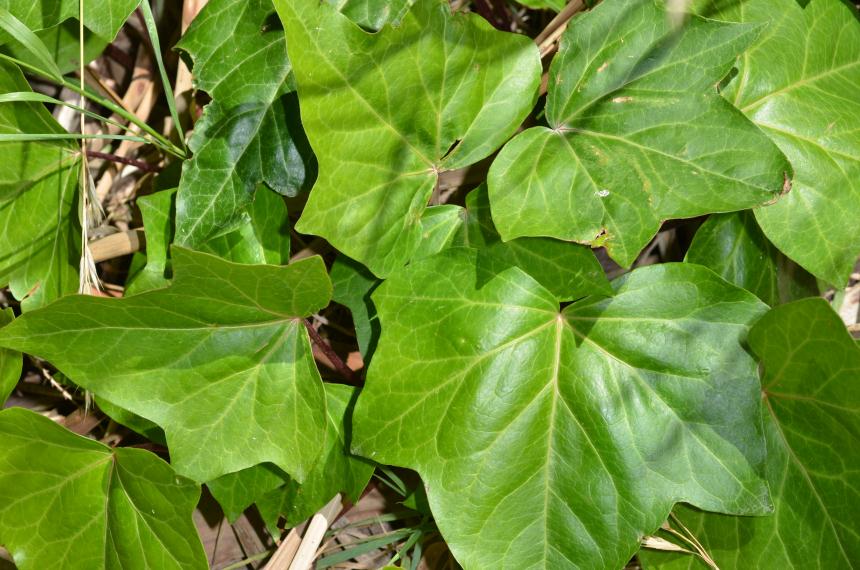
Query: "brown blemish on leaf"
597 62 609 73
612 96 633 103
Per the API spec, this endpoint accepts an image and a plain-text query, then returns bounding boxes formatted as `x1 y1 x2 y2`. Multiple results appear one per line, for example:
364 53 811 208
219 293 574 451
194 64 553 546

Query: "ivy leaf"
174 0 315 247
0 0 138 44
686 212 818 306
206 463 286 522
275 0 541 277
0 309 20 405
129 187 291 295
126 189 176 295
353 249 771 569
208 384 374 529
0 407 207 570
0 59 79 311
331 0 413 30
257 383 375 527
641 298 860 568
415 185 612 302
697 0 860 286
0 248 331 483
331 255 381 359
487 0 790 267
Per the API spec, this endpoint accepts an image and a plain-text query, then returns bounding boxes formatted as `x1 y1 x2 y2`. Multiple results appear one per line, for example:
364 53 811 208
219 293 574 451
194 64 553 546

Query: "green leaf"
516 0 565 11
685 212 818 306
201 186 291 265
174 0 315 248
208 384 374 528
641 298 860 568
0 248 332 483
330 0 413 30
331 255 381 359
353 249 771 569
487 0 790 267
4 19 109 74
0 407 207 570
0 59 79 311
0 0 138 43
129 187 291 295
0 309 20 405
96 396 167 445
257 383 375 527
0 7 63 79
416 185 612 302
207 463 287 522
696 0 860 286
126 189 176 295
275 0 541 277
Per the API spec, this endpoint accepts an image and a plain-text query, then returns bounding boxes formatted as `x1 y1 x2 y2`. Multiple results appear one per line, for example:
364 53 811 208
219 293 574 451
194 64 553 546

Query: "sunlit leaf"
0 59 79 310
695 0 860 285
488 0 790 266
0 407 207 570
641 298 860 568
354 249 771 569
0 248 331 482
275 0 541 276
174 0 315 247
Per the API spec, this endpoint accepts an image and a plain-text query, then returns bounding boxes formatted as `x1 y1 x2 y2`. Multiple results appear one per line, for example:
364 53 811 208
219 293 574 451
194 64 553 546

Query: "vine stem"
85 150 161 172
535 0 587 54
303 319 358 384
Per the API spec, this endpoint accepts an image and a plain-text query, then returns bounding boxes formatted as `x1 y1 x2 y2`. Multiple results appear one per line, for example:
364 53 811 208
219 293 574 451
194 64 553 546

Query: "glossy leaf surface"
0 407 206 570
0 60 79 310
175 0 314 247
642 298 860 568
0 248 331 482
686 212 817 306
698 0 860 285
354 249 771 569
275 0 541 276
416 185 611 302
488 0 789 266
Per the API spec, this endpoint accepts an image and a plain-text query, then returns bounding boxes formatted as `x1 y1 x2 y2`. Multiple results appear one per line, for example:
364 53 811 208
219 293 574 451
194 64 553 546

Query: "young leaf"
125 189 176 295
0 309 20 405
698 0 860 286
416 185 612 302
274 0 541 276
353 249 771 569
0 59 79 311
0 248 332 483
0 407 207 570
686 212 818 306
174 0 315 247
488 0 790 267
641 298 860 568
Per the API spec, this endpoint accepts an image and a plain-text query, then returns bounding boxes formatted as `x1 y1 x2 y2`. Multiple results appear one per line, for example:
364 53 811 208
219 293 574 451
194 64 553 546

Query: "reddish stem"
303 319 359 385
86 150 162 173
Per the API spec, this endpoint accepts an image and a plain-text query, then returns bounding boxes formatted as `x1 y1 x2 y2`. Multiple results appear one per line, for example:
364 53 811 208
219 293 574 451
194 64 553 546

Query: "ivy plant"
0 0 857 568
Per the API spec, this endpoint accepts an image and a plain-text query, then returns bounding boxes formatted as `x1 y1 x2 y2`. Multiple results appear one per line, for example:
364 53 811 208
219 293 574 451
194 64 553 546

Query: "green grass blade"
138 0 186 148
0 8 63 80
